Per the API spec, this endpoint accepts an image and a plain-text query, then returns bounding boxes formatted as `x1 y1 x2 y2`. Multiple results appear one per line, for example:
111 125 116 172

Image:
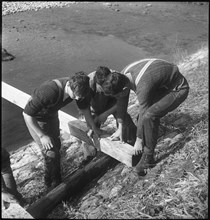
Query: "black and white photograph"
2 2 208 219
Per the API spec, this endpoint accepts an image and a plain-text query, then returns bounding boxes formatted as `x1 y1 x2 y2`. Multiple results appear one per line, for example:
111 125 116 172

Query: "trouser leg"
135 88 189 174
25 117 62 186
141 88 189 153
1 149 22 200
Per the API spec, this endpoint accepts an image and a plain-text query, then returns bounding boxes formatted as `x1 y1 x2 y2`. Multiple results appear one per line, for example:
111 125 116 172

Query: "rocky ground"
2 2 208 219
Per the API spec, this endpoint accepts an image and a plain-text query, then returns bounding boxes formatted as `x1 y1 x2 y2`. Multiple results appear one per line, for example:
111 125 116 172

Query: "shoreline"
2 2 90 16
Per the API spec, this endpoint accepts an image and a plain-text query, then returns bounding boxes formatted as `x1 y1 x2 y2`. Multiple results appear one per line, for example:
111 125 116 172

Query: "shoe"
134 151 156 176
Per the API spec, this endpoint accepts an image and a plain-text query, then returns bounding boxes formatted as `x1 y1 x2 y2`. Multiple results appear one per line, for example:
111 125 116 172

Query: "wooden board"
2 203 34 219
68 120 141 167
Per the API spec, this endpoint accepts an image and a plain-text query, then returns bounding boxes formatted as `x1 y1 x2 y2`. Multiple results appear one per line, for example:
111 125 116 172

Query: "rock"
103 3 112 7
2 48 15 61
146 4 152 7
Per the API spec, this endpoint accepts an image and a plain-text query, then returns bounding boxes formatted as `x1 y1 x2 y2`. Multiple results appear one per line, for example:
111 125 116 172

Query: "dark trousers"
25 116 61 184
1 148 22 200
139 88 189 153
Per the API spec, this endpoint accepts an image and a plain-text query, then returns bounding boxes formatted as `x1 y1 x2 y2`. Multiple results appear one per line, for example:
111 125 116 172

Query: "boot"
134 149 156 176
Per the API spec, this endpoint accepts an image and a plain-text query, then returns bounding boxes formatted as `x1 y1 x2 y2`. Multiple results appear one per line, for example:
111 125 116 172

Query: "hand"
2 191 19 209
133 137 143 155
110 128 123 143
40 134 54 150
89 127 106 139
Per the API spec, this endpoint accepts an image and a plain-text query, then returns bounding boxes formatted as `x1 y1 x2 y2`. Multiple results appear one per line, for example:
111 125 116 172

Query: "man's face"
103 87 129 98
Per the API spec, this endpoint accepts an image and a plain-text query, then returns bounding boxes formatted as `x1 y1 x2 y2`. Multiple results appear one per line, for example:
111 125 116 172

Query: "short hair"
101 71 127 95
69 71 90 98
95 66 111 85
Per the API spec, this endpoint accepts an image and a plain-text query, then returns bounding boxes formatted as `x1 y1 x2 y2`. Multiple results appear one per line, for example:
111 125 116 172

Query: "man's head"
101 71 127 96
69 71 90 99
95 66 111 85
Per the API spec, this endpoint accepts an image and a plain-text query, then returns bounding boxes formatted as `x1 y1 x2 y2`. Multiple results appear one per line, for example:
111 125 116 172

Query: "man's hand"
40 134 54 150
133 137 143 155
2 191 19 209
110 128 124 143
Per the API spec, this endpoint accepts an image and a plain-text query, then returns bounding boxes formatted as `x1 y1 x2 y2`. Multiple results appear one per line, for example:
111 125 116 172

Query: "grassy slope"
61 46 208 219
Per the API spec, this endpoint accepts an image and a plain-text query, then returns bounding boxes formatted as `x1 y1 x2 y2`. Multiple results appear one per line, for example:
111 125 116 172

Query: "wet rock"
2 48 15 61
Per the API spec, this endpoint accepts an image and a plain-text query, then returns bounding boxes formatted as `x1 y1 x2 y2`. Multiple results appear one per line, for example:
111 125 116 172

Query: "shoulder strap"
51 79 63 107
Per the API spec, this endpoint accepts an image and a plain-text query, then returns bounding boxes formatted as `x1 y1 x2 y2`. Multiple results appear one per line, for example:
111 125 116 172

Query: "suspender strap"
122 59 151 74
135 59 157 85
52 79 63 107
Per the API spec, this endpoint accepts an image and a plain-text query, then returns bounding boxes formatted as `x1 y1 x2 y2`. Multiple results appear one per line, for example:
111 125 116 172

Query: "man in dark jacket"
88 66 137 145
23 71 104 188
80 67 137 164
96 59 189 176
